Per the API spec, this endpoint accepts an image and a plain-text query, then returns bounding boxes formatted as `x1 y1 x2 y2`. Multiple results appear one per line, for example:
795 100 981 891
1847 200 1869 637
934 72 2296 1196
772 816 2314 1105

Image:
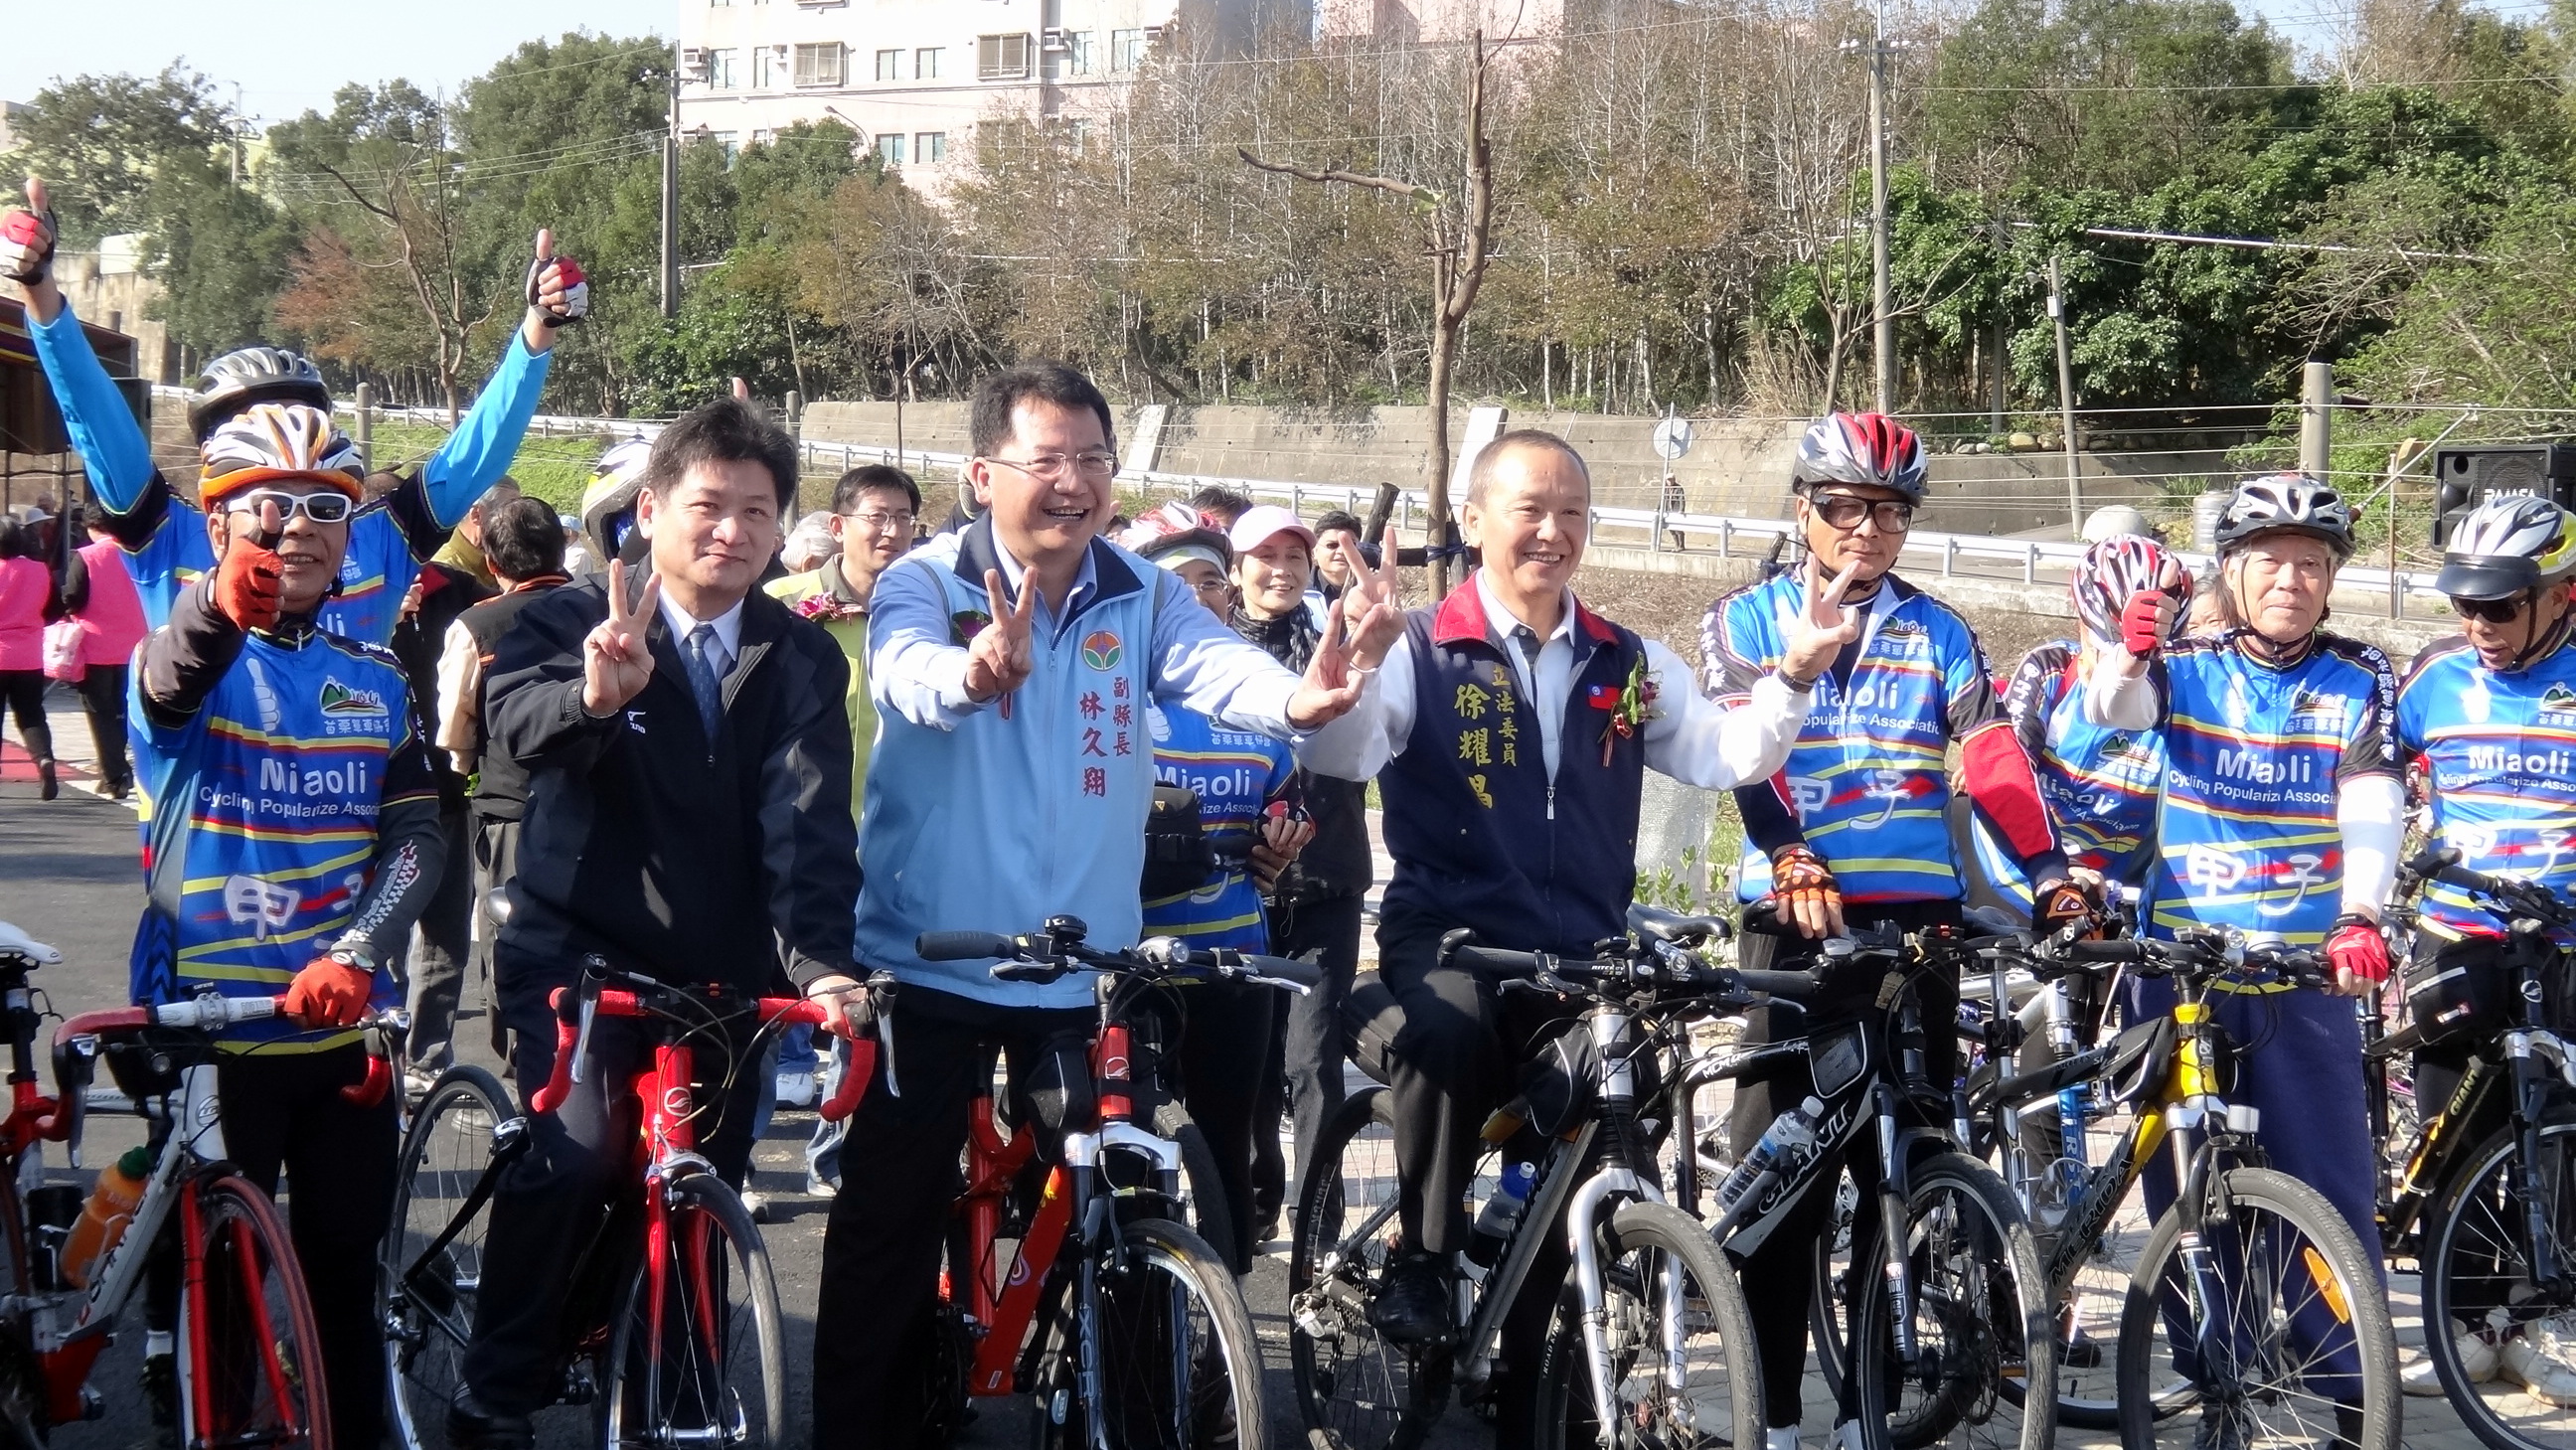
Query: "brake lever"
1243 973 1313 996
568 986 600 1086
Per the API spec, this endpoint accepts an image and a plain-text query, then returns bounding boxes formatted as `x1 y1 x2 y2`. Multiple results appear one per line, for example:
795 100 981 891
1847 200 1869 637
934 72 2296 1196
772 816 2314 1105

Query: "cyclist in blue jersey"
1127 515 1312 1269
2088 472 2405 1442
122 398 447 1450
1699 411 2090 1450
4 177 581 642
2396 494 2576 1403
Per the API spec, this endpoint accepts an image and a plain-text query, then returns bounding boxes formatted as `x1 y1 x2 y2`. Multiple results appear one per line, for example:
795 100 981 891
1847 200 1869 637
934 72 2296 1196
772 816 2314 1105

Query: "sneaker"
2404 1328 2498 1395
35 759 57 802
403 1065 444 1103
2503 1332 2576 1405
1367 1250 1457 1345
741 1190 773 1224
774 1068 818 1109
141 1352 178 1450
805 1172 841 1198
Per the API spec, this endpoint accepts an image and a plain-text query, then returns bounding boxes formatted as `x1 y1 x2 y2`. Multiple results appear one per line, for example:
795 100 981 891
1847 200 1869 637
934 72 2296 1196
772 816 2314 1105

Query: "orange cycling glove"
214 539 285 632
283 956 373 1028
1770 845 1844 940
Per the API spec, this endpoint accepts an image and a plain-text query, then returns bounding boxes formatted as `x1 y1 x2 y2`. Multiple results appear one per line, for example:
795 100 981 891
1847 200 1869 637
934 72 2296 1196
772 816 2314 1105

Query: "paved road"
0 691 2496 1450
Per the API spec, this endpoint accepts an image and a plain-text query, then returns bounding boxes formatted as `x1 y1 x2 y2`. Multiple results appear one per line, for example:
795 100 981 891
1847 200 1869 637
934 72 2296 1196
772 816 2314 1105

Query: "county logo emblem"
1082 631 1123 671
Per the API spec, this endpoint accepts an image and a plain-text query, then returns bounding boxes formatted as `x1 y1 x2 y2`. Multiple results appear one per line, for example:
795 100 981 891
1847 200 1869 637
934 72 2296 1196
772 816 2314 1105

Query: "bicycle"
379 958 873 1450
2365 845 2576 1450
1671 915 2055 1450
2007 928 2400 1449
0 920 400 1450
907 916 1317 1450
1289 907 1760 1450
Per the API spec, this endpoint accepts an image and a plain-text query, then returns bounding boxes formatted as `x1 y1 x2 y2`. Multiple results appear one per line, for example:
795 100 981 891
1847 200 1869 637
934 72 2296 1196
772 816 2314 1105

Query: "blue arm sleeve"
418 333 553 528
26 304 155 512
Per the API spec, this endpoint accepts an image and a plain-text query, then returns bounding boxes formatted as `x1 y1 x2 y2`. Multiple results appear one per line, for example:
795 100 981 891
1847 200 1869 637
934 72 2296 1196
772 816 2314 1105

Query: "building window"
875 133 906 165
1111 29 1150 72
713 130 741 164
1064 31 1093 75
916 131 947 163
794 43 846 87
706 49 738 88
977 33 1032 80
1067 118 1091 148
753 46 781 88
709 0 730 7
875 49 903 81
751 128 773 146
915 47 942 80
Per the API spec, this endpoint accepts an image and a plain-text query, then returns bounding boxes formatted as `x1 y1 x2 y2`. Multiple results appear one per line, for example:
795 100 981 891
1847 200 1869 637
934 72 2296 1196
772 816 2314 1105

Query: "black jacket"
485 568 862 1009
1228 605 1371 901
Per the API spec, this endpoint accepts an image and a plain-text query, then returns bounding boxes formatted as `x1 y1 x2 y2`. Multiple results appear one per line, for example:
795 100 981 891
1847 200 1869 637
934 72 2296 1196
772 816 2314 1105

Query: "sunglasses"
225 489 354 525
1811 495 1915 533
2452 593 2529 624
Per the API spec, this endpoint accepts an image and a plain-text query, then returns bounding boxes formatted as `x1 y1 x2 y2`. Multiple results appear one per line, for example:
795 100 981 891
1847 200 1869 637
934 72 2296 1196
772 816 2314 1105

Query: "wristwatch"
327 938 379 976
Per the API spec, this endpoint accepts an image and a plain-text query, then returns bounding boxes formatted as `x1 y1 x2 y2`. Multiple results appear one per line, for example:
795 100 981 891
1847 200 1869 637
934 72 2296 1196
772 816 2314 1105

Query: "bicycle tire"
1289 1084 1440 1450
382 1064 513 1450
2419 1112 2576 1450
1530 1200 1761 1450
183 1173 332 1450
2114 1165 2397 1450
1077 1214 1268 1450
1154 1099 1241 1273
1851 1152 2054 1450
598 1170 787 1449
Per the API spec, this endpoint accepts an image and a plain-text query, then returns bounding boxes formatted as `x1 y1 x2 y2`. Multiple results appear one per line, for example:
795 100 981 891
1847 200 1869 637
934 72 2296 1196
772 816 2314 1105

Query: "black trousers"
75 663 129 791
459 998 763 1413
1729 898 1963 1430
0 671 50 765
1155 980 1277 1274
217 1047 401 1450
1252 892 1365 1229
814 989 1093 1450
471 815 522 1060
391 803 472 1069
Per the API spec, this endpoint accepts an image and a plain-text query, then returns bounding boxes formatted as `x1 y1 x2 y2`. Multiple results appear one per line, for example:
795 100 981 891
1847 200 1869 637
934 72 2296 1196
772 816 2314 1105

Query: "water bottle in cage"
1715 1096 1825 1212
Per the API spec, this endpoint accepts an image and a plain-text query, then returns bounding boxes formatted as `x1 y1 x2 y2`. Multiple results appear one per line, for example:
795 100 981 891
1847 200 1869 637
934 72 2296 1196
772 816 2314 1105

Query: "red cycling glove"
2120 589 2171 658
214 538 285 632
0 208 53 286
2325 914 2390 985
525 251 588 327
283 957 373 1028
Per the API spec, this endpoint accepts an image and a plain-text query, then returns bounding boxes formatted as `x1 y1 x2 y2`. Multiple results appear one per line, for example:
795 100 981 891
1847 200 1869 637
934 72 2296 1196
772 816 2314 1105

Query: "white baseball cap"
1227 505 1316 557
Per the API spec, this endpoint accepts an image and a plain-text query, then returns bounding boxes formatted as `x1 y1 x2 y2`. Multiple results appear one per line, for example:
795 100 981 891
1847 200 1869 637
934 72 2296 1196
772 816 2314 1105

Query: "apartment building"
674 0 1310 177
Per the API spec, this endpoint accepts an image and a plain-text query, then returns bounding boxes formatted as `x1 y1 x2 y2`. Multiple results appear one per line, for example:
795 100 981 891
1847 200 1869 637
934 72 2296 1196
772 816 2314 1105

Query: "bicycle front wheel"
382 1064 514 1450
1851 1152 2055 1450
599 1171 787 1449
2419 1113 2576 1450
1289 1084 1437 1450
183 1174 332 1450
1531 1200 1760 1450
2115 1165 2397 1450
1079 1214 1267 1450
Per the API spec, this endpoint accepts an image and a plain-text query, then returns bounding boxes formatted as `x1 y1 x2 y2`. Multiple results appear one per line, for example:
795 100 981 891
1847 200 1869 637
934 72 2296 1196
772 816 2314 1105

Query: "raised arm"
410 230 582 528
10 182 157 515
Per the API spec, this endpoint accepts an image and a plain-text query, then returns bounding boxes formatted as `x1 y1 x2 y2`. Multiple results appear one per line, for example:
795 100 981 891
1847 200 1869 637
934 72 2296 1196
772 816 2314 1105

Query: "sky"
8 0 671 122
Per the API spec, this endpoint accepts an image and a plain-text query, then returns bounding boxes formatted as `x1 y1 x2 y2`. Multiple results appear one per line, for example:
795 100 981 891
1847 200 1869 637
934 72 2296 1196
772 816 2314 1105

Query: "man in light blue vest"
811 363 1402 1449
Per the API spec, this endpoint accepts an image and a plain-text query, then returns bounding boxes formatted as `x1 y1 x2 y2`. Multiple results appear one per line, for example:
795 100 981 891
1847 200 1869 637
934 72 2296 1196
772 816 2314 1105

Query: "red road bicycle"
378 959 873 1450
0 921 399 1450
909 917 1319 1450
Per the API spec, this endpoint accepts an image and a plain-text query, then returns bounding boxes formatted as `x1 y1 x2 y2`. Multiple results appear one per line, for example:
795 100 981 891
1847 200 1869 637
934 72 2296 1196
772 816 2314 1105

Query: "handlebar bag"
1141 785 1218 900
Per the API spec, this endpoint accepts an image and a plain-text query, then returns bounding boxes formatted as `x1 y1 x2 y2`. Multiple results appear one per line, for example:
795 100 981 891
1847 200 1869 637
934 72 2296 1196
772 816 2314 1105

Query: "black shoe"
2058 1329 2102 1369
446 1387 536 1450
35 760 56 802
1368 1250 1457 1345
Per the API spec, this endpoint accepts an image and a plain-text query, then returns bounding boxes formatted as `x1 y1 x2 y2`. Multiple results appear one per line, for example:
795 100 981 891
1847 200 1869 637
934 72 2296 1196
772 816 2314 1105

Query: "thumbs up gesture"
521 228 589 346
3 177 59 293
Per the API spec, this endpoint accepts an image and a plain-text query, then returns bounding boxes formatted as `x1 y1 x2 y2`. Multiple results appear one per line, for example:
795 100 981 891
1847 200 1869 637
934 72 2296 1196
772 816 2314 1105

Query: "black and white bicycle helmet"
1791 412 1929 504
2212 472 2355 562
2436 494 2576 601
189 347 334 443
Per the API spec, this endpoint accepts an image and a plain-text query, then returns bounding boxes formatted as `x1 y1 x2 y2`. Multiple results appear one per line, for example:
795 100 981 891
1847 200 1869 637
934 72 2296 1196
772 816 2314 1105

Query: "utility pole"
660 65 681 319
1868 0 1895 414
1989 217 2008 433
2048 255 2081 532
2299 360 2334 477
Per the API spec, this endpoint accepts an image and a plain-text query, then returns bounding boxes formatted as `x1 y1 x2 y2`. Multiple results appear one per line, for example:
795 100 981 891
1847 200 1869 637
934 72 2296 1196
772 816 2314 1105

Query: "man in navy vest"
1299 429 1858 1371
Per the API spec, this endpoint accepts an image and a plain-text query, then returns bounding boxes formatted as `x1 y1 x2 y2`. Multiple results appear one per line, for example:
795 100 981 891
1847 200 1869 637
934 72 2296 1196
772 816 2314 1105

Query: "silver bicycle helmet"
2436 494 2576 601
189 347 334 443
2212 472 2355 562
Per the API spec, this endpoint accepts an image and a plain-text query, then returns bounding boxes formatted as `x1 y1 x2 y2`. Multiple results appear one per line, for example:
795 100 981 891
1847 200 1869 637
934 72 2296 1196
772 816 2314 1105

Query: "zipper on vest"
1546 784 1555 820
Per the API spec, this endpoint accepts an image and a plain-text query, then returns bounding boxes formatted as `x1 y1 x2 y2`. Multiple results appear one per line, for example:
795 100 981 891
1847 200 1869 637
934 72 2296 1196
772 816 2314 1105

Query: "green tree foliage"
14 64 236 245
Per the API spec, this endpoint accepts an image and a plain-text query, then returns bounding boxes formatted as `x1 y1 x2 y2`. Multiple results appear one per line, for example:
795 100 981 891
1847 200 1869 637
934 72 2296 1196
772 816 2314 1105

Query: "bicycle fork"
1871 1083 1920 1372
2503 1032 2569 1294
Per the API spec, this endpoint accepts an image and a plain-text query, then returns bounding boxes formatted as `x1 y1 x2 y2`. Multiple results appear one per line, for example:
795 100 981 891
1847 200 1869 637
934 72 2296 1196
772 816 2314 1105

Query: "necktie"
684 623 724 739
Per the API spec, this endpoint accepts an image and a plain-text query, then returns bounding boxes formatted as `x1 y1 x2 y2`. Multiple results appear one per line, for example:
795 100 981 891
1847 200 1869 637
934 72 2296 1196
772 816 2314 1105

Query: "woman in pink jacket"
0 516 59 799
60 516 144 798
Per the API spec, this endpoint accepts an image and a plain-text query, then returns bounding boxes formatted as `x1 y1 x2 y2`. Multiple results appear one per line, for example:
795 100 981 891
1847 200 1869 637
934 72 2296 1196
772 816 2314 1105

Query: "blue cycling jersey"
1971 641 2166 910
2142 633 2399 948
1142 705 1295 951
2397 633 2576 942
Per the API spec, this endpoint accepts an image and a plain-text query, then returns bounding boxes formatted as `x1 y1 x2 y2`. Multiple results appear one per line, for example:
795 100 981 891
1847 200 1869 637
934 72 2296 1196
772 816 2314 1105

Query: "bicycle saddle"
1627 902 1732 947
0 922 61 970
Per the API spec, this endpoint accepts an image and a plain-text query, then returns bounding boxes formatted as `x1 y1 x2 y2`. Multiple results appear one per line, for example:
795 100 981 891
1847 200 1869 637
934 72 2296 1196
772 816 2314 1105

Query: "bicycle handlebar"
530 980 877 1124
2036 933 2333 989
2403 845 2575 929
928 924 1325 994
1437 933 1776 1002
918 930 1022 963
41 995 409 1144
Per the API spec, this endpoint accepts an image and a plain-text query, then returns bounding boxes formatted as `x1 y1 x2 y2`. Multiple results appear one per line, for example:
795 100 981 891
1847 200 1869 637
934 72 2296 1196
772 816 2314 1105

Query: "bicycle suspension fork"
2502 1029 2568 1293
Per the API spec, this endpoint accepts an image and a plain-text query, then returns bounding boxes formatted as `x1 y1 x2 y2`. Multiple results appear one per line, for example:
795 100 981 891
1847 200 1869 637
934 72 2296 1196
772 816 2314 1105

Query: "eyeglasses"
225 489 353 525
1811 495 1914 534
2453 593 2529 624
1191 577 1232 598
846 510 916 535
983 451 1120 483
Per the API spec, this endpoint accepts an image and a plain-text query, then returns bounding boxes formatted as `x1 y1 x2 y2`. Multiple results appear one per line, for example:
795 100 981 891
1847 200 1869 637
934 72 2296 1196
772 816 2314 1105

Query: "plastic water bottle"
1465 1161 1537 1267
61 1146 152 1289
1715 1096 1825 1212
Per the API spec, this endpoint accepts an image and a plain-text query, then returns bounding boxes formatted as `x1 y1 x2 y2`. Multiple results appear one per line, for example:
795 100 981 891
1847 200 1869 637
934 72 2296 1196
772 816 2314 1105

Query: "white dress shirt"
658 590 745 678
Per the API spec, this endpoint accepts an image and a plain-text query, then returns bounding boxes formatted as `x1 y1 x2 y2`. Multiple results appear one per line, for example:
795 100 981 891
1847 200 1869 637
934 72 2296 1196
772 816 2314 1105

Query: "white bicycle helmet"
2213 472 2355 562
1792 412 1929 504
190 347 334 443
2437 494 2576 601
2072 536 2189 647
196 403 365 507
579 436 657 561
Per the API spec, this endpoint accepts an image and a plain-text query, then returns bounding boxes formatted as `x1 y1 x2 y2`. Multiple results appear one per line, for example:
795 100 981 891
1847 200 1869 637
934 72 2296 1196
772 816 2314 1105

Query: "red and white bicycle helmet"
1792 412 1929 503
2072 536 2189 647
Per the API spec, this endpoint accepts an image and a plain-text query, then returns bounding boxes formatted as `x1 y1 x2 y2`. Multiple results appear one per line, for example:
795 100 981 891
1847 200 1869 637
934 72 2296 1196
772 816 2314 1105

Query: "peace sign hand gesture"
963 567 1039 704
583 558 662 718
1333 525 1406 672
1778 554 1862 687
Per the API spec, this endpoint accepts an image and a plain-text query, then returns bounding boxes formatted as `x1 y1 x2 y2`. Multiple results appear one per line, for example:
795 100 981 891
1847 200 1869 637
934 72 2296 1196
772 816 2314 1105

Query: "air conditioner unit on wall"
1042 27 1069 49
1143 24 1166 41
680 47 708 69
